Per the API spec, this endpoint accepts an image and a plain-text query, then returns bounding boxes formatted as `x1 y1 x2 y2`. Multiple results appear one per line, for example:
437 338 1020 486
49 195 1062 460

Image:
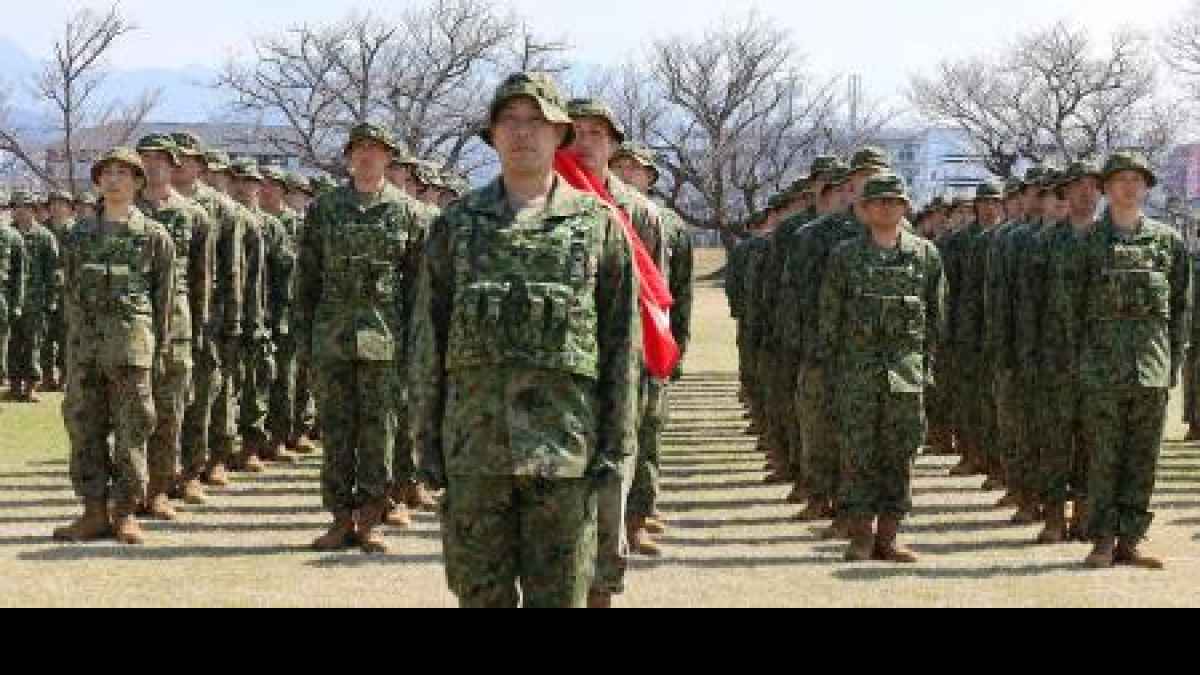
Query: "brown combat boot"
1011 495 1040 525
204 457 231 487
384 499 413 529
52 499 112 542
995 491 1020 509
785 482 809 505
1036 502 1067 545
643 516 668 535
233 447 266 473
873 515 918 564
398 482 439 512
794 497 834 523
1084 537 1117 569
180 477 208 505
356 498 393 554
843 517 876 563
818 515 851 541
112 501 146 546
312 512 357 551
1116 539 1166 570
628 517 663 557
587 591 613 609
1068 500 1089 542
23 379 41 403
260 439 300 465
287 434 318 455
142 486 179 521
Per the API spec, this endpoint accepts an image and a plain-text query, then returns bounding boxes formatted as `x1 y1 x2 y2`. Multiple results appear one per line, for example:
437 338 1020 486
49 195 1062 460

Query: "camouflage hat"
611 142 660 181
860 172 911 204
260 165 289 185
285 172 313 195
482 72 574 147
414 161 443 188
767 193 789 211
567 98 626 143
344 123 401 158
1061 159 1102 186
9 189 35 208
928 196 947 211
136 133 181 166
230 159 264 182
827 166 853 187
809 155 842 181
1038 168 1063 192
47 188 75 204
975 180 1005 202
850 146 891 173
1101 151 1157 189
205 150 232 173
90 147 146 186
171 132 206 157
79 192 98 206
1023 166 1046 188
1004 177 1025 196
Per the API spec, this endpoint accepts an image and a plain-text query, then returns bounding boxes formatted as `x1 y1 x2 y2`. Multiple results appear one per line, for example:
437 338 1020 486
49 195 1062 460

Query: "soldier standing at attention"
0 210 25 393
136 134 217 519
42 190 75 391
297 123 430 554
282 172 319 455
54 148 175 545
8 190 59 403
818 173 946 564
1079 153 1190 570
411 73 639 608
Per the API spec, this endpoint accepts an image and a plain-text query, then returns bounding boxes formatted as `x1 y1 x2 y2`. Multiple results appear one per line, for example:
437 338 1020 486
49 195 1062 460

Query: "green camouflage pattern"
9 222 59 380
0 222 26 379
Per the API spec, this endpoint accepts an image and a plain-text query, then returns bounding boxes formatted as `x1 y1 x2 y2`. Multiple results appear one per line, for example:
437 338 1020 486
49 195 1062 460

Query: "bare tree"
1165 0 1200 98
910 21 1162 177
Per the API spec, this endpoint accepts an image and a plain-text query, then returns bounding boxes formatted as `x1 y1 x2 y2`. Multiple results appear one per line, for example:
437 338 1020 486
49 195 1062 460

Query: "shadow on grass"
660 497 785 512
912 486 1001 497
0 498 80 509
27 460 68 467
0 484 72 493
908 538 1053 556
667 515 797 530
306 553 444 569
831 561 1085 581
182 504 327 516
630 553 831 570
205 487 322 498
659 479 770 493
659 467 763 479
18 543 312 561
0 470 69 480
660 458 765 468
903 519 1024 535
0 535 54 546
660 533 820 548
911 503 1002 517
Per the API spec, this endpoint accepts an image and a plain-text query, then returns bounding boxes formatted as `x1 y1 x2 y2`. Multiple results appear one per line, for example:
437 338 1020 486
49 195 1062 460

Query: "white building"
873 126 995 207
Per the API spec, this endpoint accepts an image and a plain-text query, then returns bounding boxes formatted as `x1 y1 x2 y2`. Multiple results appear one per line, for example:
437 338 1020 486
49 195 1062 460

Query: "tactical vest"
446 216 600 379
317 218 408 362
72 223 156 369
843 242 930 393
1086 238 1171 324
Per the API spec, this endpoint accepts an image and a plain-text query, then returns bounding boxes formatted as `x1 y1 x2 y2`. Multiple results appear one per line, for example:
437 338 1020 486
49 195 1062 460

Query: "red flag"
554 150 680 379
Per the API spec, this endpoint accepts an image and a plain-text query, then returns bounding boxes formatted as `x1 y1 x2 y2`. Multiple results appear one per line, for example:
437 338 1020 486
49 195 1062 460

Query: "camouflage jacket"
726 237 752 320
1015 219 1065 376
0 223 26 320
939 225 973 356
262 207 301 337
661 205 695 358
61 210 175 370
410 177 640 480
740 235 773 349
239 206 270 341
17 222 60 314
957 223 999 369
1079 213 1192 390
985 220 1030 373
1036 221 1094 377
761 208 816 348
297 182 430 365
138 190 217 347
818 230 947 393
792 210 863 365
183 184 246 339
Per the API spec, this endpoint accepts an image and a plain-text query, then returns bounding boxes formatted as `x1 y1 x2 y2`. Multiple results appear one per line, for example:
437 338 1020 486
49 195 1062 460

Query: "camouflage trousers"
628 377 668 520
0 315 9 381
181 346 237 471
267 333 297 444
926 350 954 436
149 342 193 487
294 357 318 439
63 363 155 503
1186 354 1200 426
836 375 924 519
1040 374 1090 504
8 311 44 380
799 365 841 502
765 353 802 478
1082 387 1168 541
315 359 395 512
41 306 65 383
737 328 753 406
237 341 274 450
999 375 1038 496
960 365 998 461
593 447 637 595
442 476 597 609
393 394 416 485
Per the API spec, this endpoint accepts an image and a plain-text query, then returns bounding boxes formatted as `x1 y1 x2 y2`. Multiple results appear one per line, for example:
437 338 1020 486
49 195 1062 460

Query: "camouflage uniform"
0 219 26 385
233 166 276 458
41 191 73 387
10 203 59 388
261 168 304 452
297 131 430 520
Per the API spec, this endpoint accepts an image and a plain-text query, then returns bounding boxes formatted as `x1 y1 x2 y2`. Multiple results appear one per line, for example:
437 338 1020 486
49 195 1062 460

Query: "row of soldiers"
37 69 695 608
729 149 1189 569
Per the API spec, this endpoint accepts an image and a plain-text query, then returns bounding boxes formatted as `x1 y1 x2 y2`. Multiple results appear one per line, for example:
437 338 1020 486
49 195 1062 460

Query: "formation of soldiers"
2 70 697 608
729 149 1191 570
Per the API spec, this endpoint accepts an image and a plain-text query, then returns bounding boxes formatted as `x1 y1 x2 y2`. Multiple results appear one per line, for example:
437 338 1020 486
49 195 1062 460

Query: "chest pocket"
75 233 156 368
1095 244 1170 321
447 217 599 379
318 219 407 362
848 259 926 347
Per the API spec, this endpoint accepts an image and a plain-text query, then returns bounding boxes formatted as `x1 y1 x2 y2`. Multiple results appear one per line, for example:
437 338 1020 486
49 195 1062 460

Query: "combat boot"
628 517 663 557
52 499 112 542
204 456 231 487
23 380 41 403
1068 501 1089 542
995 491 1020 509
287 434 318 455
112 501 146 546
384 499 412 529
312 512 357 551
1084 537 1116 569
142 484 178 521
180 476 208 505
6 379 22 401
260 439 299 465
1116 539 1165 570
873 515 918 564
356 498 393 554
1036 503 1067 545
1011 495 1039 525
587 591 613 609
843 517 876 563
818 515 851 541
233 446 266 473
398 481 439 513
794 497 834 522
1187 424 1200 442
643 516 668 535
785 482 809 505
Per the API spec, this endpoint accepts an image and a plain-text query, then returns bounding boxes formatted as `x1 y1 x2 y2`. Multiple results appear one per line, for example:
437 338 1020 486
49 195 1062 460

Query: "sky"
0 0 1194 109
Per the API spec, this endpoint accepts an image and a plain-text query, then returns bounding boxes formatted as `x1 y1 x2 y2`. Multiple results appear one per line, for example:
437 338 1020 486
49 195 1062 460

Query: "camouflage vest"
446 215 600 379
71 219 156 368
1086 230 1172 325
318 217 409 362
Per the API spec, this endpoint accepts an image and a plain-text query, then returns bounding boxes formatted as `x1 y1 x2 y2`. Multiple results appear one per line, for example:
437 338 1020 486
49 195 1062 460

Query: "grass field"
2 248 1199 607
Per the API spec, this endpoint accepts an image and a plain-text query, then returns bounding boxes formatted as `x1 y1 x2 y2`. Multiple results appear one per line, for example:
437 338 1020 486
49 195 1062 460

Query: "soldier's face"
493 99 566 177
260 181 285 209
976 201 1004 226
175 157 205 187
348 141 392 183
49 201 74 223
97 163 141 204
1104 171 1149 211
387 165 419 195
862 199 907 229
139 151 175 189
1004 197 1023 219
79 205 96 220
610 157 652 192
1067 177 1101 218
12 207 33 225
1022 187 1041 214
570 117 619 177
233 179 261 205
286 192 311 213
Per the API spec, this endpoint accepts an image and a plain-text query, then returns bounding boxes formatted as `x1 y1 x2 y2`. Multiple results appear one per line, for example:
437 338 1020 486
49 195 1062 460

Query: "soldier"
387 150 422 198
297 123 430 554
283 171 319 454
567 97 664 602
0 209 25 392
1031 160 1103 544
7 190 59 403
77 193 98 222
411 72 638 608
284 173 315 215
1078 153 1190 570
819 173 946 563
610 142 696 554
54 148 175 545
941 196 978 477
42 190 75 391
136 134 216 519
171 133 245 498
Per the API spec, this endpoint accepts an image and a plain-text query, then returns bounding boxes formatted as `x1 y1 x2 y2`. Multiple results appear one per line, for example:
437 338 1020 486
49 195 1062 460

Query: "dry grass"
2 247 1199 607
